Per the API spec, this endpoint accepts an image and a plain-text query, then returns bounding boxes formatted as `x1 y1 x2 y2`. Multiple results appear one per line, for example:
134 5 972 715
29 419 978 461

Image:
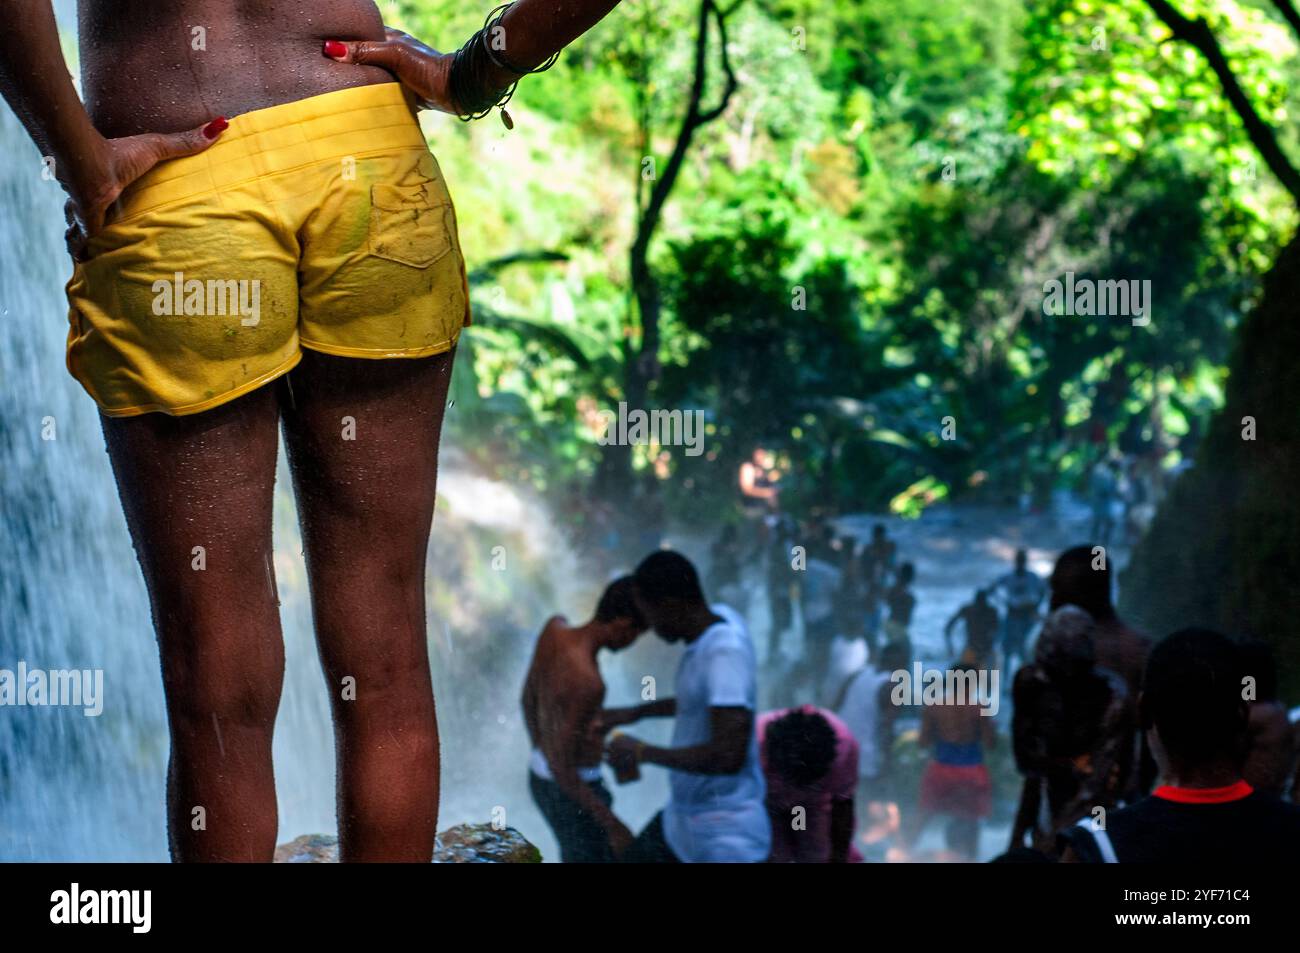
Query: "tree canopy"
392 0 1297 525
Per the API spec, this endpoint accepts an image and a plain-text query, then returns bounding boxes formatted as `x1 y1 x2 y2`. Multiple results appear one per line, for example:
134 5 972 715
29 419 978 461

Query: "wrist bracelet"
480 2 560 76
450 2 561 129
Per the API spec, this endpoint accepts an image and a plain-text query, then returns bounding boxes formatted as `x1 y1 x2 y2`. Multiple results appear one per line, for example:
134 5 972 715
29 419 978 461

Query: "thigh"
99 385 283 694
278 349 454 662
101 385 281 595
280 347 453 548
530 775 613 863
623 812 679 864
567 782 616 863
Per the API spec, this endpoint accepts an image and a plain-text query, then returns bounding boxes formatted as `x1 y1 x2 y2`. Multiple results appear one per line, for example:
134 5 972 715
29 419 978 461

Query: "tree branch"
467 250 569 284
628 0 743 400
1270 0 1300 44
697 2 739 125
1144 0 1300 205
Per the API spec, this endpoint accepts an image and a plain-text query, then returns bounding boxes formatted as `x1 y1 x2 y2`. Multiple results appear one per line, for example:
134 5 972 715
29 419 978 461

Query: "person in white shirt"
834 640 908 812
603 550 771 862
992 549 1047 672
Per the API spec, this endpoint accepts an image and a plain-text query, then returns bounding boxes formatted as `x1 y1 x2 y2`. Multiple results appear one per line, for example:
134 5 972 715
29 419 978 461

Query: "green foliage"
384 0 1295 526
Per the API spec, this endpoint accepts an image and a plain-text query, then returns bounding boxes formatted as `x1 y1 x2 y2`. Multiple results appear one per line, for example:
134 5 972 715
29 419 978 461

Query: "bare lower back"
930 703 985 744
77 0 393 137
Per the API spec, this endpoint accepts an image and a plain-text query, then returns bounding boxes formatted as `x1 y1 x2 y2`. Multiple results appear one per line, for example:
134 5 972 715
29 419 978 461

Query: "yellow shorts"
65 82 471 417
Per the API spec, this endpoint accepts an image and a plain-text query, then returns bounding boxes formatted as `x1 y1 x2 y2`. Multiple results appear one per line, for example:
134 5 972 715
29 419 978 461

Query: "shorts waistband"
113 82 428 219
934 740 984 766
528 749 604 783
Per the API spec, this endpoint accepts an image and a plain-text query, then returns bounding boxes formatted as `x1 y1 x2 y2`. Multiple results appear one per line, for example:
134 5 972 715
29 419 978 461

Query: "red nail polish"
323 40 347 59
202 117 228 139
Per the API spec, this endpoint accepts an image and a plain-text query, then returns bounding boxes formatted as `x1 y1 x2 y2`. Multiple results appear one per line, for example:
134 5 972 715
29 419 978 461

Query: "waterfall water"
0 84 170 861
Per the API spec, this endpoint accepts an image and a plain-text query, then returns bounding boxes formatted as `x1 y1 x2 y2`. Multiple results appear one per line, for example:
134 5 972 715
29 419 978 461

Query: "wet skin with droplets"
72 0 462 862
100 349 457 861
78 0 395 137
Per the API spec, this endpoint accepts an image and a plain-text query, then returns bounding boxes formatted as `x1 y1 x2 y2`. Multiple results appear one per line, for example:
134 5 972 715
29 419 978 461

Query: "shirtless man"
522 578 647 862
1048 545 1152 799
944 589 999 665
1008 606 1128 854
0 0 623 861
907 664 997 860
883 562 917 652
859 524 896 650
1048 546 1148 695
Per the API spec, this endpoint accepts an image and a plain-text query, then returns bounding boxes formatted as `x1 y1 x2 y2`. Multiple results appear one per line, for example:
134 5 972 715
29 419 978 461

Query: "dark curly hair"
633 550 705 604
594 576 646 629
765 708 838 787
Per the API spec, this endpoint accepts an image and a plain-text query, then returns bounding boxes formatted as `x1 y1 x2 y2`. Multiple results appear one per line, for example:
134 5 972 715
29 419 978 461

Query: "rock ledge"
274 824 541 863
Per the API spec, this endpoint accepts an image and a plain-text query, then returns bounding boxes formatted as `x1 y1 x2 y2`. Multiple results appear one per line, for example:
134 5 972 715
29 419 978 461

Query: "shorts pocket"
368 182 453 269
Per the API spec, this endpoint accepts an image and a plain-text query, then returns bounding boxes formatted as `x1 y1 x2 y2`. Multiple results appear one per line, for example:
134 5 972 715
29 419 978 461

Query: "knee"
312 553 427 641
159 622 283 732
164 665 282 734
325 641 435 741
329 648 431 707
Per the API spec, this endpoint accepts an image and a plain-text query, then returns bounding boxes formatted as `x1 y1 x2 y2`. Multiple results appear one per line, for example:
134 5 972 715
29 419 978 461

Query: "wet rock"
274 824 541 863
274 833 339 863
434 824 542 863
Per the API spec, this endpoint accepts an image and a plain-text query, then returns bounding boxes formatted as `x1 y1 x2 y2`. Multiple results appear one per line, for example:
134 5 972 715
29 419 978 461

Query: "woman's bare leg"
279 348 453 862
101 385 284 862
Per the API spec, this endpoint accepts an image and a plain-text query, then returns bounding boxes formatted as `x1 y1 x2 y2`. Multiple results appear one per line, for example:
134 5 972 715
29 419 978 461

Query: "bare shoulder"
541 614 570 638
527 615 568 669
527 616 571 689
558 638 603 688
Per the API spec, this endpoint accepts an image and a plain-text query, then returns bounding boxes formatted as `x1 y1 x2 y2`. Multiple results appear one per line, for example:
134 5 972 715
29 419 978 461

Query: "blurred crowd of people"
519 447 1300 863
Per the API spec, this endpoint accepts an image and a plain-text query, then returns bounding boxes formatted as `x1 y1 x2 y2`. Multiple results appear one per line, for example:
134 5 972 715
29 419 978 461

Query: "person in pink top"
758 706 862 862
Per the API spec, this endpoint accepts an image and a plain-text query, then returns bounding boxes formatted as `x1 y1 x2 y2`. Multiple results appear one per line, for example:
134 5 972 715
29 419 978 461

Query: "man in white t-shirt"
834 640 908 806
603 550 771 862
992 548 1047 672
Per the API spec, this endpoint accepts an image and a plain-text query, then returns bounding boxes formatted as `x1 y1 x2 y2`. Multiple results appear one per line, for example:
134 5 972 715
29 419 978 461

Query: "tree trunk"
1121 235 1300 695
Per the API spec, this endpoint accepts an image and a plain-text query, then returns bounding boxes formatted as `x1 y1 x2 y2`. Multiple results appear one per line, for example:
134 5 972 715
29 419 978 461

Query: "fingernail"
323 40 347 59
202 117 228 139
